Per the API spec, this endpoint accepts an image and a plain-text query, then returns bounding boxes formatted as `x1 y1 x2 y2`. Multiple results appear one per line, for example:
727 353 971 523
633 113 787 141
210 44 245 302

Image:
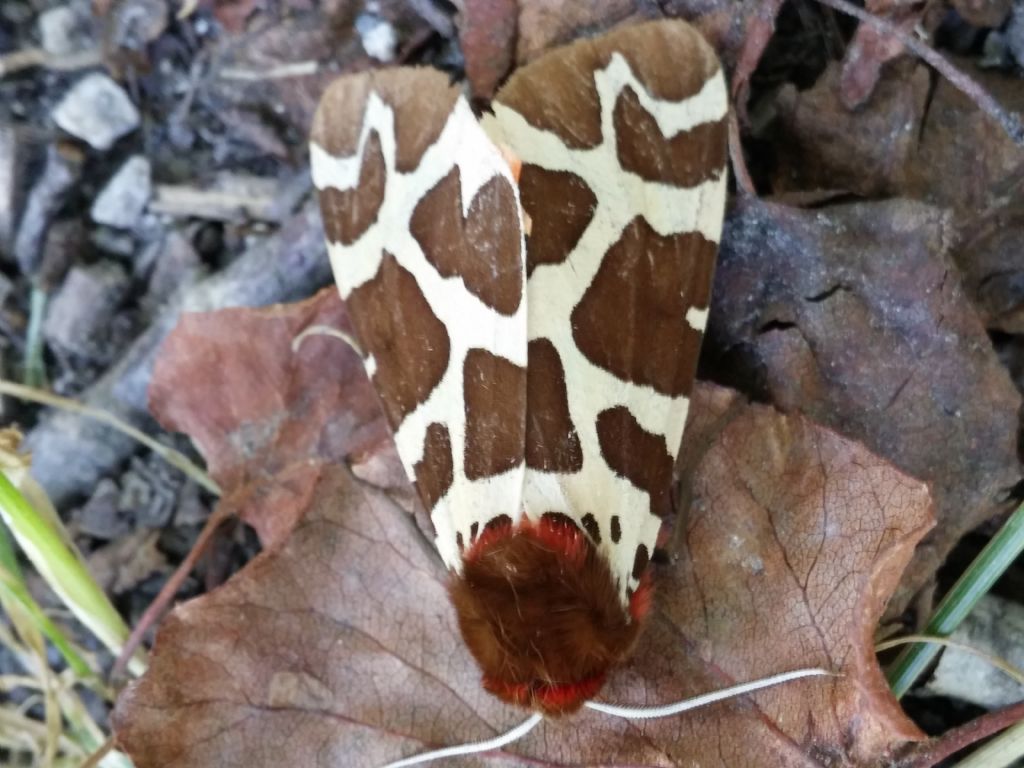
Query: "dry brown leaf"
460 0 518 99
707 197 1022 612
773 56 1024 333
774 60 931 197
775 58 1024 211
515 0 645 63
149 287 389 548
454 1 746 113
116 302 933 768
905 72 1024 331
837 4 923 109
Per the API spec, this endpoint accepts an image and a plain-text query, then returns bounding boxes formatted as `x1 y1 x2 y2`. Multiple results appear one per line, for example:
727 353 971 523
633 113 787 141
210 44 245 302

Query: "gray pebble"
44 261 129 355
52 74 140 151
91 155 152 229
37 2 96 57
1008 1 1024 66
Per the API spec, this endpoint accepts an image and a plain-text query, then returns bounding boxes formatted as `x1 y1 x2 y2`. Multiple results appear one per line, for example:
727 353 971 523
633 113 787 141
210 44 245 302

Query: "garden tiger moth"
310 17 827 763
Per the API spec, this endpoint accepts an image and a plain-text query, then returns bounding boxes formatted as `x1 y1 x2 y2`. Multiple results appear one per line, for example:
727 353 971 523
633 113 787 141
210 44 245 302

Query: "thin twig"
814 0 1024 145
728 110 755 196
0 47 102 78
77 735 115 768
0 381 219 495
218 61 319 81
111 505 231 677
898 701 1024 768
176 0 200 20
149 183 282 223
875 634 1024 686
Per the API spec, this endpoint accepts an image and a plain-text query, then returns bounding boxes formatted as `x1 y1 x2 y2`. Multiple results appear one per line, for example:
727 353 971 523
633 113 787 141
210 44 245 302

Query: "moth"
311 17 825 764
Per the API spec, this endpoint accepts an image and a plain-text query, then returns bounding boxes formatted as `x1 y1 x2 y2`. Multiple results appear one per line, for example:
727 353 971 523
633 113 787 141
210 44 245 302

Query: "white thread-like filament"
583 667 833 720
381 713 543 768
381 669 831 765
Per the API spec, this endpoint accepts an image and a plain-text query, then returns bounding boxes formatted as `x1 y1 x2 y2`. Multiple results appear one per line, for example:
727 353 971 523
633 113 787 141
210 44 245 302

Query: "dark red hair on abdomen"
449 513 651 715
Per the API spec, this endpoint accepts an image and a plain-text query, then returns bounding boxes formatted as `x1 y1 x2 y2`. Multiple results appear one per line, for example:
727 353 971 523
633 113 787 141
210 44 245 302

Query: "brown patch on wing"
520 166 596 274
608 22 721 103
610 515 621 543
572 216 716 397
525 339 583 473
596 406 674 517
581 513 601 544
494 20 720 150
318 131 386 246
463 348 526 480
412 423 453 512
311 68 460 173
410 168 523 315
614 87 726 187
347 252 450 423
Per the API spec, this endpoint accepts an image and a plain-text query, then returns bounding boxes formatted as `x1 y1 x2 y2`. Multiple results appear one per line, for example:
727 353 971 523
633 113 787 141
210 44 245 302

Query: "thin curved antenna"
382 712 544 768
584 667 833 720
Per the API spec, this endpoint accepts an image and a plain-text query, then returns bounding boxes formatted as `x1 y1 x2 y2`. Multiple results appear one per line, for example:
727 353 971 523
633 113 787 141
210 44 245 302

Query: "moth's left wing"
484 21 728 600
311 70 528 570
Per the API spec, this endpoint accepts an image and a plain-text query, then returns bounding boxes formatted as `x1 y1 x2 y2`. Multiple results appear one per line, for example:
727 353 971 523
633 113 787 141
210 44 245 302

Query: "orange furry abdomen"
449 514 651 715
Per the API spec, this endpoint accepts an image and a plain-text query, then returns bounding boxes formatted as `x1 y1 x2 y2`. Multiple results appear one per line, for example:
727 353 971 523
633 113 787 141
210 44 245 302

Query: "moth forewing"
312 19 728 718
310 67 529 575
485 21 728 605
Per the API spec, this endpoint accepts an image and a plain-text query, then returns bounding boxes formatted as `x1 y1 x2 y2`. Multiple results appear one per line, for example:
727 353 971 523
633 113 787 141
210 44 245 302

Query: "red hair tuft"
450 514 650 715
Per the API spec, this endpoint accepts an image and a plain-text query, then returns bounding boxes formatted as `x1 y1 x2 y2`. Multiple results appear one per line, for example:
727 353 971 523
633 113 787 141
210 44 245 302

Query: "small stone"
0 127 20 254
75 478 132 540
44 261 129 355
13 143 83 275
0 125 42 256
173 481 208 527
90 226 136 257
121 455 177 529
52 74 140 151
37 2 96 57
980 30 1012 68
119 468 151 512
144 229 203 308
91 155 151 229
926 594 1024 708
108 0 168 52
356 13 397 62
1007 1 1024 66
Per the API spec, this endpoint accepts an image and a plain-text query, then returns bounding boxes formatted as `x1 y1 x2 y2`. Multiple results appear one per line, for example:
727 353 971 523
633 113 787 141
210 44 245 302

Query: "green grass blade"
0 569 93 679
0 516 93 677
0 520 23 580
886 502 1024 697
21 285 47 388
0 470 146 675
